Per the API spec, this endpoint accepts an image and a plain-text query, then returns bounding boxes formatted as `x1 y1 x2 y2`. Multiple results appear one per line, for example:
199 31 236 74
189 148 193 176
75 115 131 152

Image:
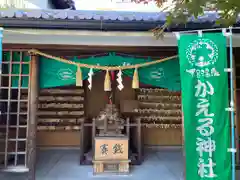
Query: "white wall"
0 0 52 9
25 0 52 9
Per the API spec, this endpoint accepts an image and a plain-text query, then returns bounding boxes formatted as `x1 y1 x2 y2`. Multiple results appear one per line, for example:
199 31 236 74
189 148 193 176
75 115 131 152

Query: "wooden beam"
27 53 39 180
2 43 177 55
233 55 240 166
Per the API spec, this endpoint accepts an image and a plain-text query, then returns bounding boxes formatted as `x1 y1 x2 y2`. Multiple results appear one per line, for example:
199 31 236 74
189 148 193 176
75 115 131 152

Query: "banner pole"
181 105 186 180
229 28 236 180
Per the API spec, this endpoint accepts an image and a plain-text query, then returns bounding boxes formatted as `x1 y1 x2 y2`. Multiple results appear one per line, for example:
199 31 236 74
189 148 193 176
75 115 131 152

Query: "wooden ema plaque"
93 136 130 174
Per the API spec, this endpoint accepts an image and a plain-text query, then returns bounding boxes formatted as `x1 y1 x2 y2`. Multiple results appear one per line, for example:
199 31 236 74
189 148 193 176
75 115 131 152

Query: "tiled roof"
0 9 225 22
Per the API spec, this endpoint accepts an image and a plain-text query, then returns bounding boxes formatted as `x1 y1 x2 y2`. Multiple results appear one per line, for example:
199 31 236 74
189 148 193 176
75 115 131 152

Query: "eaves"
0 9 232 31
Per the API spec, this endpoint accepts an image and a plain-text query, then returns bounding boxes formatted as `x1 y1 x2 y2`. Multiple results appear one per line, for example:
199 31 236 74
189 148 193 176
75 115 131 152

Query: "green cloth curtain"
4 52 181 91
123 59 180 91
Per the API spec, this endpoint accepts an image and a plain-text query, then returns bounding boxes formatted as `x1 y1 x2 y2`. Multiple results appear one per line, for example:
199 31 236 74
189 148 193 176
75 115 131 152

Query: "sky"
74 0 173 12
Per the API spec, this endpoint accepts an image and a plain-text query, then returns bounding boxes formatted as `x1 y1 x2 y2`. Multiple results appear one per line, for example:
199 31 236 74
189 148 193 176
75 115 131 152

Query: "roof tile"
0 9 237 23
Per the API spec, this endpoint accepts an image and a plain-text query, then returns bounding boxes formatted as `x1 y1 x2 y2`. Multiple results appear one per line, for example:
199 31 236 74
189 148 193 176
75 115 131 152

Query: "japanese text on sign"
100 143 124 156
195 79 217 178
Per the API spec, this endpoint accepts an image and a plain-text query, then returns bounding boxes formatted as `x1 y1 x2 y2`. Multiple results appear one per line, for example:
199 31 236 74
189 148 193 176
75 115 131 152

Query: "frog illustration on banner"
150 68 165 81
57 68 75 80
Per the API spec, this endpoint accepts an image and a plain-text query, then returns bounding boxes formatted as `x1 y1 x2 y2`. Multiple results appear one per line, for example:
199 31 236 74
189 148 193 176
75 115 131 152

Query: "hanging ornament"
76 66 83 87
111 71 115 81
88 68 93 90
132 68 139 89
104 70 111 91
117 70 124 91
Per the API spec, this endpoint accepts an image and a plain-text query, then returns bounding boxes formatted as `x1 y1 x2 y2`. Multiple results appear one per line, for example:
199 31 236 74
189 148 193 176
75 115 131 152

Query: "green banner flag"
5 52 181 90
178 33 231 180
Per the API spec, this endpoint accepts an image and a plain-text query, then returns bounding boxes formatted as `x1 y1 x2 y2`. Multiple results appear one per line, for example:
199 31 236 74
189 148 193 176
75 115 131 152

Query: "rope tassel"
104 70 111 91
76 66 83 87
132 68 139 89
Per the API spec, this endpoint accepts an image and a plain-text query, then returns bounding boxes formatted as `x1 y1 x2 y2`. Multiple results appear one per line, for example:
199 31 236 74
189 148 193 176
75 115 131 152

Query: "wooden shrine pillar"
27 54 39 180
233 55 240 167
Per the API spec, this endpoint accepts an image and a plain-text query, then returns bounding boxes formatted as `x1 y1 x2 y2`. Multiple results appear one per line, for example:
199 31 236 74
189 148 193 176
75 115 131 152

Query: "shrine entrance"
0 48 186 179
0 46 238 179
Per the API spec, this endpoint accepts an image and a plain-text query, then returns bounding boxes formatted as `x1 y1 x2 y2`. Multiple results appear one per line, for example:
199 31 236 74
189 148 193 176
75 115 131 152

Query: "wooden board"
37 131 80 146
85 72 108 118
143 128 182 146
135 88 182 129
94 136 128 161
120 100 139 114
93 160 130 174
36 87 85 132
115 76 136 105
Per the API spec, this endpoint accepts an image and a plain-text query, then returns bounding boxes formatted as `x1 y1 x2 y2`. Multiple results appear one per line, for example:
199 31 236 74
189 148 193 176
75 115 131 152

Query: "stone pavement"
1 148 238 180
